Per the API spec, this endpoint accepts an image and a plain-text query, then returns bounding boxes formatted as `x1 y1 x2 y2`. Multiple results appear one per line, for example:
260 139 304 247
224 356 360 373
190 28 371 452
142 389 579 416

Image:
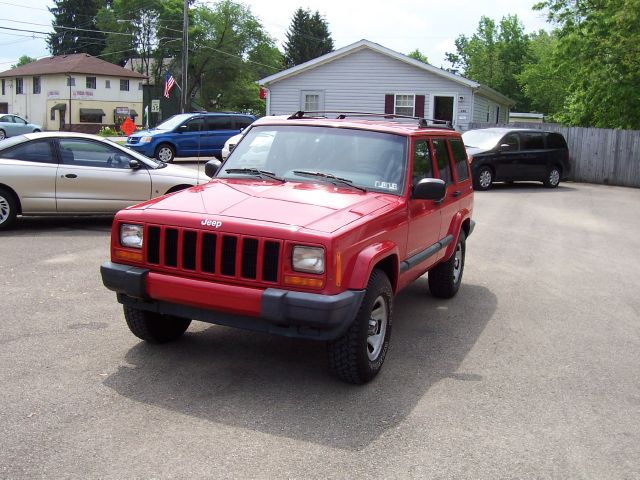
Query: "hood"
136 179 399 233
465 146 492 156
129 128 167 138
151 163 207 183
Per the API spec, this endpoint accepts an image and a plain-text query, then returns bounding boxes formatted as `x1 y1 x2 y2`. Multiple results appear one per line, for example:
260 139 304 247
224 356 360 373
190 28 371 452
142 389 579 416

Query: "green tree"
283 8 334 67
12 55 37 68
407 49 429 64
534 0 640 129
516 30 569 119
48 0 106 56
446 15 531 110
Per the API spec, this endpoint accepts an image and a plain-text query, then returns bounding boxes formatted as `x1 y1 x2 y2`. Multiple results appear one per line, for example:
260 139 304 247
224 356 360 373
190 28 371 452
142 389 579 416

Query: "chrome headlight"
292 246 325 274
120 224 143 248
139 136 153 143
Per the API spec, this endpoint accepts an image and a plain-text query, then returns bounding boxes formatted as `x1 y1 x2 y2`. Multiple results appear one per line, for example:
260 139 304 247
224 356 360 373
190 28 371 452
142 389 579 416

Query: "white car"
0 132 208 229
221 133 243 160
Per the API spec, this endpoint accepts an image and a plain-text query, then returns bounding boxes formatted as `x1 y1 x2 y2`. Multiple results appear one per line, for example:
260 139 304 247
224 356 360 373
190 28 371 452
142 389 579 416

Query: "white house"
0 53 146 132
259 39 515 130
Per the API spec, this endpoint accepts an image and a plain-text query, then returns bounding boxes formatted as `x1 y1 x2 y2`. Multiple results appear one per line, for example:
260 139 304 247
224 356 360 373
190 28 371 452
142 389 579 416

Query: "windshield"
153 114 194 131
218 125 408 195
462 130 503 150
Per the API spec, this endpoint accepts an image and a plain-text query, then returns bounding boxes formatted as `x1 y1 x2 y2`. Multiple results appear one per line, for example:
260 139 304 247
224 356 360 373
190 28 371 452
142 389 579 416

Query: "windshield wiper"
292 170 367 192
225 168 284 182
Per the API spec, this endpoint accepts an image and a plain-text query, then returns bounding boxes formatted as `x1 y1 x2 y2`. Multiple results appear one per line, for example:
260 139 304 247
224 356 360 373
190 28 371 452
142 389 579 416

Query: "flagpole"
181 0 189 113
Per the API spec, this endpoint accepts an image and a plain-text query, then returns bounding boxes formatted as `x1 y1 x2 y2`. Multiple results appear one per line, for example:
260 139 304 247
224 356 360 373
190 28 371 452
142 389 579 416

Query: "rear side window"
521 132 545 150
546 133 567 149
449 138 469 182
0 139 54 163
412 139 433 185
432 139 452 184
207 117 234 130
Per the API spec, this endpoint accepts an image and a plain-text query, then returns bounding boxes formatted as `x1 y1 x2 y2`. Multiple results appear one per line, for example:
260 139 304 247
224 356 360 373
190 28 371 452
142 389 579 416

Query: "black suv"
462 128 571 190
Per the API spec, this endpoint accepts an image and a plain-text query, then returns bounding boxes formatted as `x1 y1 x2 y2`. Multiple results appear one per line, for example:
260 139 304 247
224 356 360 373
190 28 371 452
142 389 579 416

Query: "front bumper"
101 262 365 341
125 142 153 156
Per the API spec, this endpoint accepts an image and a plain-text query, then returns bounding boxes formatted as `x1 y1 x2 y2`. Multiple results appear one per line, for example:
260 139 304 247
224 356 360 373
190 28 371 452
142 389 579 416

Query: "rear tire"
327 269 393 384
155 144 175 163
428 231 466 299
543 166 561 188
123 306 191 343
474 166 493 191
0 186 18 230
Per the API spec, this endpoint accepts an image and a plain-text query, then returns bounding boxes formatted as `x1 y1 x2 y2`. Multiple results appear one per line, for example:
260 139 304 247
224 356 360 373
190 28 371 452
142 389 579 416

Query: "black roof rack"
287 111 454 129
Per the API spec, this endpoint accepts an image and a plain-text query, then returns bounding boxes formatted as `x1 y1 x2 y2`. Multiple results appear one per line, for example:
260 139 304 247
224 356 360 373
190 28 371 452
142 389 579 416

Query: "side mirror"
177 124 188 133
129 159 141 170
412 178 446 201
500 143 513 151
205 158 222 178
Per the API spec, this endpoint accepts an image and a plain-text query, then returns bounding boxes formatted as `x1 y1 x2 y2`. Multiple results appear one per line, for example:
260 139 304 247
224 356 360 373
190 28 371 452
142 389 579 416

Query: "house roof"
0 53 147 79
259 39 515 107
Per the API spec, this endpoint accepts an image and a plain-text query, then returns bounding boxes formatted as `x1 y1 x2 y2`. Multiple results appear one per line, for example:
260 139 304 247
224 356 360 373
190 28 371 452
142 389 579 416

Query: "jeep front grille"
145 226 281 284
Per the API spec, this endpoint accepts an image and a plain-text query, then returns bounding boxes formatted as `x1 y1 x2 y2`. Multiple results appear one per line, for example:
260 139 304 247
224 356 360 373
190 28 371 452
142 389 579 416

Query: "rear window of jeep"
219 125 408 195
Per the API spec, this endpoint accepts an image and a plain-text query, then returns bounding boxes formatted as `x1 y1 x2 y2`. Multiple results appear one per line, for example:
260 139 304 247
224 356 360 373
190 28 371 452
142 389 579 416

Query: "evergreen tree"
48 0 106 57
283 8 334 68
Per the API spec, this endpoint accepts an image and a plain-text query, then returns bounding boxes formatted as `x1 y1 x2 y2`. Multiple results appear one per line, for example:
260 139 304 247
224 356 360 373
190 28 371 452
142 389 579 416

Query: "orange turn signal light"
284 275 324 289
114 249 144 262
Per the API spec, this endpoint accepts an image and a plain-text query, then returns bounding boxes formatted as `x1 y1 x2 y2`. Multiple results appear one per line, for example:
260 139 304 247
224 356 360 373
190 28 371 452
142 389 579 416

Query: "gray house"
259 39 514 131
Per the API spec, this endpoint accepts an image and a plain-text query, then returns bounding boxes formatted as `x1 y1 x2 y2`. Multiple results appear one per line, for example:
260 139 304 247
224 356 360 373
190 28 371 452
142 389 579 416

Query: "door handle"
452 190 461 197
64 173 77 178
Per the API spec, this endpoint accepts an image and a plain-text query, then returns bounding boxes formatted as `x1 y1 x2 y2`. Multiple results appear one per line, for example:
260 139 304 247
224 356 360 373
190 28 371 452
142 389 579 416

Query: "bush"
97 126 119 137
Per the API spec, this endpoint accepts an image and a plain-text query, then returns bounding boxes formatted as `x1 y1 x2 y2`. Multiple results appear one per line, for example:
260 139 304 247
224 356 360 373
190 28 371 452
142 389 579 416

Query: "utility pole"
181 0 189 113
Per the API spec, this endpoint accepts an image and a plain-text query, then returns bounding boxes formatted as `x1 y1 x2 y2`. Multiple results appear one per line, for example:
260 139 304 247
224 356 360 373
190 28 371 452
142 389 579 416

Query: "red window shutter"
415 95 425 118
384 94 394 114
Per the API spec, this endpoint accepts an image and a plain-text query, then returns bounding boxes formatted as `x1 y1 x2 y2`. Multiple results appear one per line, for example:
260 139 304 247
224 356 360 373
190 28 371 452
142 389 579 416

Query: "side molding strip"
399 235 454 274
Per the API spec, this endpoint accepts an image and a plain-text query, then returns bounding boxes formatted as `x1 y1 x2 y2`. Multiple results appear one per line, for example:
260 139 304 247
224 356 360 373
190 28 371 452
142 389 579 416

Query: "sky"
0 0 553 72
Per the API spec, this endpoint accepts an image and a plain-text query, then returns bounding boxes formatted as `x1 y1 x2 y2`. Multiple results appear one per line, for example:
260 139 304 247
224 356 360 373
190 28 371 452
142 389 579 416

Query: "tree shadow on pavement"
104 280 496 451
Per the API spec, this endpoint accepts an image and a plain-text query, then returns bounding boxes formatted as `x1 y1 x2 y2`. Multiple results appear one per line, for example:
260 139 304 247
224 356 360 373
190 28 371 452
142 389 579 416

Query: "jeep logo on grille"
201 219 223 228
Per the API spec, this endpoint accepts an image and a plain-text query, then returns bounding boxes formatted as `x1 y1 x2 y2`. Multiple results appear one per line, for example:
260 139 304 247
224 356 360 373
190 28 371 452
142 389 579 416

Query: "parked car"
0 114 42 140
125 112 256 162
462 127 571 190
221 133 243 160
0 132 207 230
102 112 475 384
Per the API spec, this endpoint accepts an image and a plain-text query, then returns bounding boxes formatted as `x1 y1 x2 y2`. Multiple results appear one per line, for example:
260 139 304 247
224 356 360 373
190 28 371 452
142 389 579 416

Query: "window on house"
66 77 75 87
16 78 24 94
395 95 415 116
86 76 96 89
79 108 105 123
105 80 111 89
2 79 5 96
120 79 129 91
301 91 323 112
33 76 41 94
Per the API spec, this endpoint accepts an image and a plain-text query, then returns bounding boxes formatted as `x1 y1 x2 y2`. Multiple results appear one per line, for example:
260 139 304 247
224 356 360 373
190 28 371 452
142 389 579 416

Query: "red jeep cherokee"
101 112 475 384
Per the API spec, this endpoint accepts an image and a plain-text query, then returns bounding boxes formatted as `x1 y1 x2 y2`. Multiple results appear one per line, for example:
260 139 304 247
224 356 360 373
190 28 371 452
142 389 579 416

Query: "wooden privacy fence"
469 122 640 188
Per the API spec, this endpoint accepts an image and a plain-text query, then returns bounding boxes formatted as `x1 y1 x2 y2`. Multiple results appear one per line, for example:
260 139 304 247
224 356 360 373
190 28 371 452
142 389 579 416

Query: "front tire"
123 306 191 343
155 144 175 163
0 129 6 140
428 231 466 299
474 166 493 191
543 166 561 188
0 187 18 230
327 269 393 384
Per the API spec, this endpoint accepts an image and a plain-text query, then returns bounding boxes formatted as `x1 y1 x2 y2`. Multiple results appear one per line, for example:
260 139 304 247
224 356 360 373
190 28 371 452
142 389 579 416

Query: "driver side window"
412 139 433 186
58 139 133 169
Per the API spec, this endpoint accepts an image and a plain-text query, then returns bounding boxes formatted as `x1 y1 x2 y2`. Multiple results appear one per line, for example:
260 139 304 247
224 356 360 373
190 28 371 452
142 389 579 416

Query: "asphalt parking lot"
2 181 639 479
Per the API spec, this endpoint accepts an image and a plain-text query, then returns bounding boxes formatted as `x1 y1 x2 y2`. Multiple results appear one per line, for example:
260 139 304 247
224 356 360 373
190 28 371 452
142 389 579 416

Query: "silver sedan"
0 132 209 229
0 114 42 140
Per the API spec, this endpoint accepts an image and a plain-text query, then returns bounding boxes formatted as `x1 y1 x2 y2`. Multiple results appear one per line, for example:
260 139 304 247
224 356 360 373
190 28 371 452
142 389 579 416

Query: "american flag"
163 72 176 98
